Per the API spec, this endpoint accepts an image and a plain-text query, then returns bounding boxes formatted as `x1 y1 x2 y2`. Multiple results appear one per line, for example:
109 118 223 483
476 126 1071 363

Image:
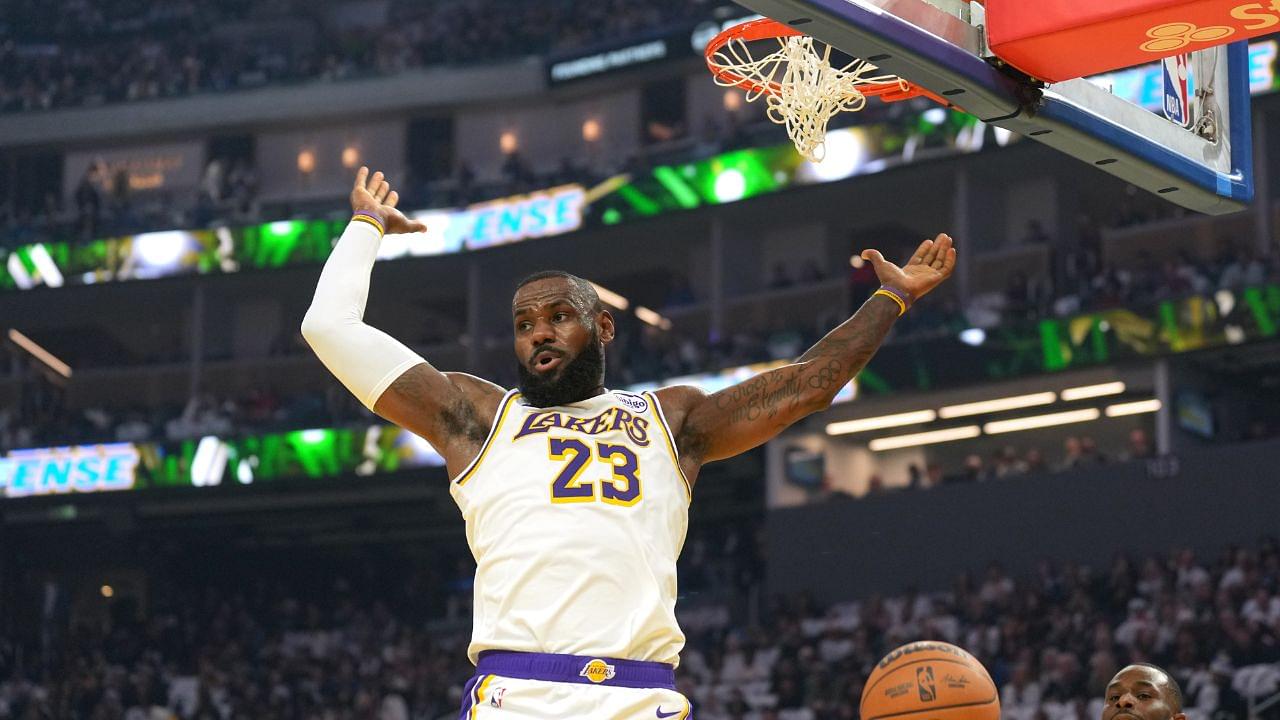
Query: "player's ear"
598 310 616 344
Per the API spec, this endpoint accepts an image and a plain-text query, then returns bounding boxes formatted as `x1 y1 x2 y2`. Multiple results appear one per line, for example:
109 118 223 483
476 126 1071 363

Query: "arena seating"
1 536 1275 719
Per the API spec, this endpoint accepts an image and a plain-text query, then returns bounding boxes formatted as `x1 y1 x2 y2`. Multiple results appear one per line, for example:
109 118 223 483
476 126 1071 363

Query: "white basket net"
710 34 908 162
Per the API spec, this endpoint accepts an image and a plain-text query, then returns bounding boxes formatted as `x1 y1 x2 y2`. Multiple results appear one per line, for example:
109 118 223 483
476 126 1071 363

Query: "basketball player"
1102 664 1186 720
301 168 956 718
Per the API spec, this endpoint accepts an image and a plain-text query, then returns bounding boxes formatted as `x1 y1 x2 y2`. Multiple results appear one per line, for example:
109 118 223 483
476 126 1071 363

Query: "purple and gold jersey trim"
644 391 692 502
475 651 677 690
454 390 521 486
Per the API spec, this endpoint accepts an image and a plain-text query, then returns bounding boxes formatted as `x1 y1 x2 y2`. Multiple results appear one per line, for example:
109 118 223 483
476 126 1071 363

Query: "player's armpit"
373 367 506 475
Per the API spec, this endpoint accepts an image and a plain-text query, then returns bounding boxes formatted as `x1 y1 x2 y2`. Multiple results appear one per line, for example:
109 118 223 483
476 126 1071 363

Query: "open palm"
350 166 428 235
862 233 956 300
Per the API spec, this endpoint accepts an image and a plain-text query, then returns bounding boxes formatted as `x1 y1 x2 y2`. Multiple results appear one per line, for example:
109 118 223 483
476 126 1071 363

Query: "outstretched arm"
661 234 957 474
301 168 504 474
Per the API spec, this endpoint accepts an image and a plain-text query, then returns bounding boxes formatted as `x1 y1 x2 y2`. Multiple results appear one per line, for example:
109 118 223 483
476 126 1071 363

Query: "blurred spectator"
1122 428 1154 461
73 163 102 239
1058 436 1085 472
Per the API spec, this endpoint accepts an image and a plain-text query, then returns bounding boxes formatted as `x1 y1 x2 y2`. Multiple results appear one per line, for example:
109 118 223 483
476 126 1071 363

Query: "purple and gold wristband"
351 210 386 235
873 284 913 316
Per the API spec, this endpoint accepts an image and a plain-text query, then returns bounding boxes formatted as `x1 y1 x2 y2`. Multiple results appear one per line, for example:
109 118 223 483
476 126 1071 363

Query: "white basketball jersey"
449 389 691 666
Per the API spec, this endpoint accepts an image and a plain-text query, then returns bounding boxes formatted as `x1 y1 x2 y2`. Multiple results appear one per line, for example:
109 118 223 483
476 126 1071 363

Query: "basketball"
860 641 1000 720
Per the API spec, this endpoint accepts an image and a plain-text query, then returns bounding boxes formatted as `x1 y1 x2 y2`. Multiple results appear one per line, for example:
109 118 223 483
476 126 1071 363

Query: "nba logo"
1162 54 1192 129
916 666 937 702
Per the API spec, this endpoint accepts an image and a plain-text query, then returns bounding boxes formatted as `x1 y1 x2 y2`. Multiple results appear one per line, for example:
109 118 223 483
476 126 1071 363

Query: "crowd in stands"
0 154 261 248
994 220 1280 322
2 524 1278 720
0 383 370 454
844 430 1160 500
0 522 762 719
681 540 1280 720
0 0 712 114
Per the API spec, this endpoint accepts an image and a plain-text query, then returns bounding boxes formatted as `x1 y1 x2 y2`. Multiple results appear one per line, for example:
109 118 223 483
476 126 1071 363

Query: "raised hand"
350 166 428 235
861 233 957 300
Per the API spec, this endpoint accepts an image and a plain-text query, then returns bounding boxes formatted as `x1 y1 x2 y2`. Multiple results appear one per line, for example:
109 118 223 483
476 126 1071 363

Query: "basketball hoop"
705 18 947 162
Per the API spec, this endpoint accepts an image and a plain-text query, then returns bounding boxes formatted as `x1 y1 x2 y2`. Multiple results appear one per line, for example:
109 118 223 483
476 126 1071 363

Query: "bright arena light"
1061 381 1126 401
1106 399 1162 417
869 425 981 451
800 128 866 182
133 231 189 273
500 130 519 154
938 391 1057 419
589 282 630 310
826 409 937 435
300 429 328 444
922 107 948 125
191 436 228 487
984 408 1101 434
958 328 986 347
297 149 315 173
713 168 746 203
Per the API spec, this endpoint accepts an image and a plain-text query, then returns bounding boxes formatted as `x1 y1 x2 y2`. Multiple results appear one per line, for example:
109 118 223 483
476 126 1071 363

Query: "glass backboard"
726 0 1253 215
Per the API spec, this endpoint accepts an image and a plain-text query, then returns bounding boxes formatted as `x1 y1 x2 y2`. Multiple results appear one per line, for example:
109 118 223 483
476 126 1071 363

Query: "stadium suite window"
641 77 687 145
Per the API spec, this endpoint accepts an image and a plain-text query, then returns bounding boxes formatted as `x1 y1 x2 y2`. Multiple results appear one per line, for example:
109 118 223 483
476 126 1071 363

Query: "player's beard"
517 331 606 408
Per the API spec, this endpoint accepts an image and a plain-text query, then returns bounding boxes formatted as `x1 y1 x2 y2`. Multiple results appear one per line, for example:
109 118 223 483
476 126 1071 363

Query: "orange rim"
704 17 949 106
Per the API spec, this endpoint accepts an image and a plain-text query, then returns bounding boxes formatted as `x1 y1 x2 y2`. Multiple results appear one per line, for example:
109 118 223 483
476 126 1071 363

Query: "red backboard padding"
986 0 1271 82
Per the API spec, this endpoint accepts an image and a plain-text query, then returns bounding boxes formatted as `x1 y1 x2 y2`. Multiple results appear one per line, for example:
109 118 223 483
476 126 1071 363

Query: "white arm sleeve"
300 220 426 411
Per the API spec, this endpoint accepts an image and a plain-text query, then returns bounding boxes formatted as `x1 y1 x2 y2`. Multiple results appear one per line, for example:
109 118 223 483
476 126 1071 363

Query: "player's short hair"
1130 663 1184 712
514 270 602 313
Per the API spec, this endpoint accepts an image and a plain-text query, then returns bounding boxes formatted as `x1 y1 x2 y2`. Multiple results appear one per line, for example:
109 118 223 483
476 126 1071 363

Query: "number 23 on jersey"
548 437 642 506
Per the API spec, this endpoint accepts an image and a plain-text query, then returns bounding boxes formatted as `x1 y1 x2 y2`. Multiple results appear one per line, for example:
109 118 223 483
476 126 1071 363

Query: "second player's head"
512 271 615 407
1102 664 1185 720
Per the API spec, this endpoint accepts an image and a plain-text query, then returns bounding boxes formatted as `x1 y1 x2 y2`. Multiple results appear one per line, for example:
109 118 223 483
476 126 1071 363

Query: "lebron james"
302 168 956 718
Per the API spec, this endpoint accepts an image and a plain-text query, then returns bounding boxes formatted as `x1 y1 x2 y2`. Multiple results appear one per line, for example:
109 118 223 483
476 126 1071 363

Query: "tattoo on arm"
386 371 488 444
677 295 900 464
679 367 809 461
794 295 899 378
713 366 806 424
723 293 899 425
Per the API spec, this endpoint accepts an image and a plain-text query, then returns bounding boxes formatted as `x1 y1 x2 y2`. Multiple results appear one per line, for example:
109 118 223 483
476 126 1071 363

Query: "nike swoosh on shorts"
655 708 681 718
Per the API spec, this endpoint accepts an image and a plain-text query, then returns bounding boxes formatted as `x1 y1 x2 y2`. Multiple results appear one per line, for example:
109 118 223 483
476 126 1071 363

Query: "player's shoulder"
443 372 507 396
646 385 707 417
442 372 510 421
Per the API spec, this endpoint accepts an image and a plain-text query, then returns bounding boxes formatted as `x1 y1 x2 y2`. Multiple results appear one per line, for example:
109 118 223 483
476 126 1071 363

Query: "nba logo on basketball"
916 666 937 702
